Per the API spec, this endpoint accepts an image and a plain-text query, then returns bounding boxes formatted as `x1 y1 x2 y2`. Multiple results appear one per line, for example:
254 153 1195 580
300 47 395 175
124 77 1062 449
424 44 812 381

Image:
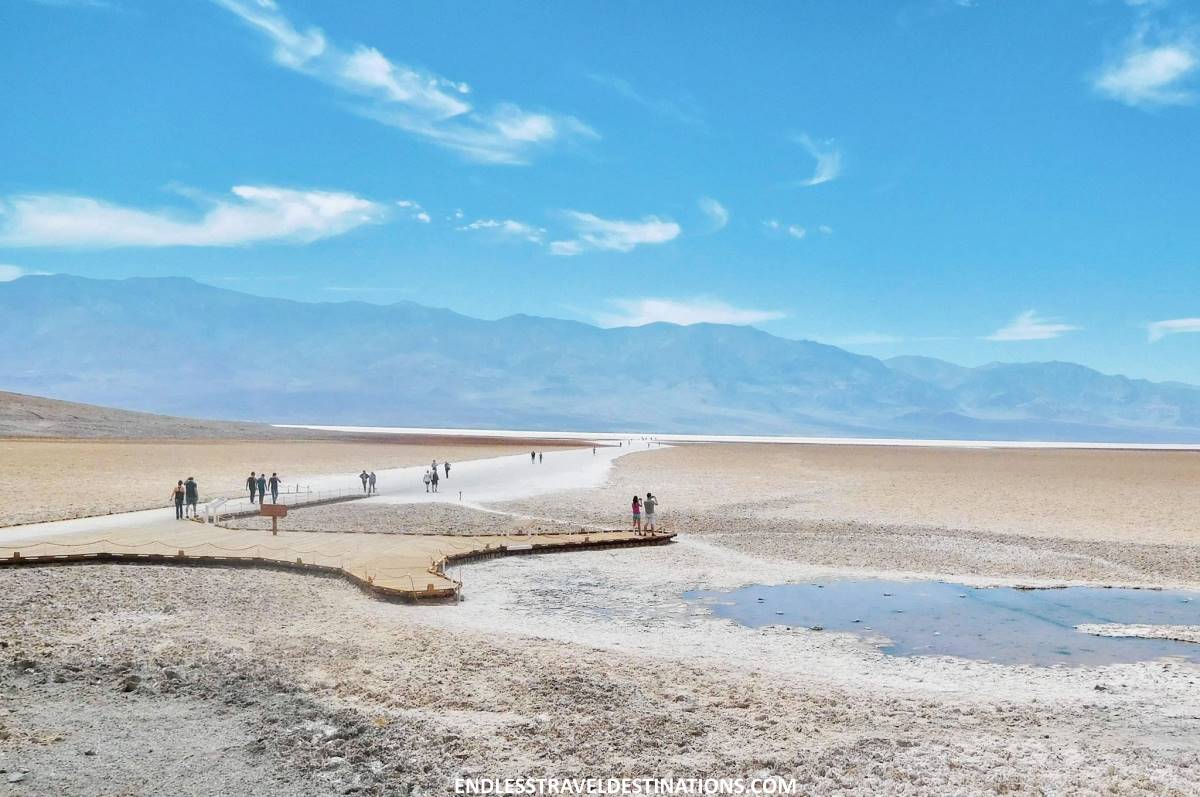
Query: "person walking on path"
430 468 440 493
184 476 199 519
368 471 377 495
538 452 543 464
360 470 369 494
643 492 658 532
172 480 185 520
444 462 450 479
631 495 642 533
247 472 257 503
423 470 432 493
531 451 536 464
268 472 281 503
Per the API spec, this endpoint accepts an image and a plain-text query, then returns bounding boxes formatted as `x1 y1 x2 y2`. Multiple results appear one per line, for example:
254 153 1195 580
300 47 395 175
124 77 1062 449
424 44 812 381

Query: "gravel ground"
4 442 1200 794
500 445 1200 589
3 564 1198 796
224 502 589 537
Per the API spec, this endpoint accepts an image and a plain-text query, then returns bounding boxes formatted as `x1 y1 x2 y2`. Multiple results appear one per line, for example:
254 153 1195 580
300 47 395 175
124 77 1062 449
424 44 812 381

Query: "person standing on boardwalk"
430 467 440 493
268 472 281 503
631 495 642 533
184 476 199 518
256 473 266 504
247 472 257 503
444 462 450 479
643 492 658 532
360 470 369 493
172 480 185 520
368 471 377 495
423 470 432 493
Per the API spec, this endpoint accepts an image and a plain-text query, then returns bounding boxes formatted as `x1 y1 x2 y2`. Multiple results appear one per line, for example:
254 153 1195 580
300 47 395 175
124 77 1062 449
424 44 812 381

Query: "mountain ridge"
1 274 1198 443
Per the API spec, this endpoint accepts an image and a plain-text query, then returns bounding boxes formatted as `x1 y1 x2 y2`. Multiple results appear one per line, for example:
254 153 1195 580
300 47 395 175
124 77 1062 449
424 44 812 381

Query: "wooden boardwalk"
0 518 674 601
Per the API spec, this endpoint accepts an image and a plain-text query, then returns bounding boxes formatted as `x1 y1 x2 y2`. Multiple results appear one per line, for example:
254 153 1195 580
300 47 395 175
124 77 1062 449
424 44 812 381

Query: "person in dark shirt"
172 480 185 520
247 472 257 503
444 462 450 479
184 477 199 518
268 472 281 503
256 473 267 504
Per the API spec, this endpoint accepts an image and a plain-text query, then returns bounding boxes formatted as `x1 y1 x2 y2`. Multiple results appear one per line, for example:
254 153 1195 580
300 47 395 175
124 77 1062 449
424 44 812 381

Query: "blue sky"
2 0 1199 382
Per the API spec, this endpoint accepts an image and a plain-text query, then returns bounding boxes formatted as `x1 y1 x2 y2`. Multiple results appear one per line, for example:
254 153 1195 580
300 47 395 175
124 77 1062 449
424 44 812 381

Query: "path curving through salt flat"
0 444 641 544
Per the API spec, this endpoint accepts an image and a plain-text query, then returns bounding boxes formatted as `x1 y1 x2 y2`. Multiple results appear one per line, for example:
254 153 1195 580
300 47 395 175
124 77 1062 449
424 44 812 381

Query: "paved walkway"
0 445 673 600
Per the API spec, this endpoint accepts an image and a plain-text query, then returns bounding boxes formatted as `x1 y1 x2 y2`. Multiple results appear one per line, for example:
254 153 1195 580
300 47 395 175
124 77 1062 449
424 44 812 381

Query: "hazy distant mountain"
2 274 1198 442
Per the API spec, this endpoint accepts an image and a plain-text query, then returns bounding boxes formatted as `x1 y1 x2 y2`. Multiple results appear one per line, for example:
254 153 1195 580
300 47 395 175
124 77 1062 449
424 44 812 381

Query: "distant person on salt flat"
531 451 536 464
256 473 267 504
423 470 432 493
538 452 543 463
430 468 440 493
360 470 369 493
643 492 658 532
171 480 185 520
368 471 377 494
444 462 450 479
247 471 257 503
184 476 199 518
268 472 281 503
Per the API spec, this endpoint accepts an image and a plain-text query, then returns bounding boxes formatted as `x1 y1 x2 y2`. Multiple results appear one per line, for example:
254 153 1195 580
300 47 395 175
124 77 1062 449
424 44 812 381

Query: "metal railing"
203 485 369 525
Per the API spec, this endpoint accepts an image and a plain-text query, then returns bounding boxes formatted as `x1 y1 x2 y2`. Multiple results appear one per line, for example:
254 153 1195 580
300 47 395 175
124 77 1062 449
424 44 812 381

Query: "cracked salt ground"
689 580 1200 667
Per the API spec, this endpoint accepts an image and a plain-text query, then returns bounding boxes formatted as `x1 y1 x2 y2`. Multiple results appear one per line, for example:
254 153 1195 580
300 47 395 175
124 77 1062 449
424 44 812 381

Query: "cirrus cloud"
697 197 729 231
0 185 385 248
796 133 842 186
214 0 596 164
595 297 786 328
985 310 1080 341
1147 317 1200 341
549 211 680 256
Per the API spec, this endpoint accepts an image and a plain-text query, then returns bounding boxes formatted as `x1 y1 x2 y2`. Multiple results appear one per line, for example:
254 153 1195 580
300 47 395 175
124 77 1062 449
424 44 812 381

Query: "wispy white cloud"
697 197 729 231
762 219 807 239
585 72 705 128
818 224 833 235
458 217 546 244
0 264 51 282
796 133 842 186
595 297 786 328
1147 317 1200 341
549 211 680 256
395 199 430 223
0 185 385 248
214 0 596 164
1094 23 1198 108
985 310 1080 341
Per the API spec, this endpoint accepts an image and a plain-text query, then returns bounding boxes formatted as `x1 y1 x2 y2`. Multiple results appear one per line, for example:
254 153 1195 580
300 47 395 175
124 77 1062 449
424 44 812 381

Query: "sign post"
259 503 288 535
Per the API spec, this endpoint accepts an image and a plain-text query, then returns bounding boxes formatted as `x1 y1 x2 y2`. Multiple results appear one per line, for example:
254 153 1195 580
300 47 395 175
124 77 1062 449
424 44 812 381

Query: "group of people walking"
246 471 284 504
630 492 659 534
170 477 200 519
359 470 378 494
423 459 450 492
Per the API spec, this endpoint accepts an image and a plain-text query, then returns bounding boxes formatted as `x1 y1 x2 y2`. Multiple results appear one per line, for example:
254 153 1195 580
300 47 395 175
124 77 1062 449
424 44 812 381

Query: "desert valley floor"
2 427 1199 795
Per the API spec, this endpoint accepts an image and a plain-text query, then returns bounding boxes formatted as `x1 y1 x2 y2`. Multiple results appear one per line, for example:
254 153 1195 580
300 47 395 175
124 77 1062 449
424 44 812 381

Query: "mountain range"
1 274 1198 443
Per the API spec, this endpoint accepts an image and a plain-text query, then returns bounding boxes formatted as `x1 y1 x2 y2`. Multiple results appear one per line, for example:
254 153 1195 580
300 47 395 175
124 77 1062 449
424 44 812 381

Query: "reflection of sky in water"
688 581 1200 667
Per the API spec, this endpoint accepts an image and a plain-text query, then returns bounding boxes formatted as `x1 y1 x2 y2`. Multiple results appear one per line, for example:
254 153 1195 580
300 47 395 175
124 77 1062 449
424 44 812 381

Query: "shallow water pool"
687 581 1200 666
